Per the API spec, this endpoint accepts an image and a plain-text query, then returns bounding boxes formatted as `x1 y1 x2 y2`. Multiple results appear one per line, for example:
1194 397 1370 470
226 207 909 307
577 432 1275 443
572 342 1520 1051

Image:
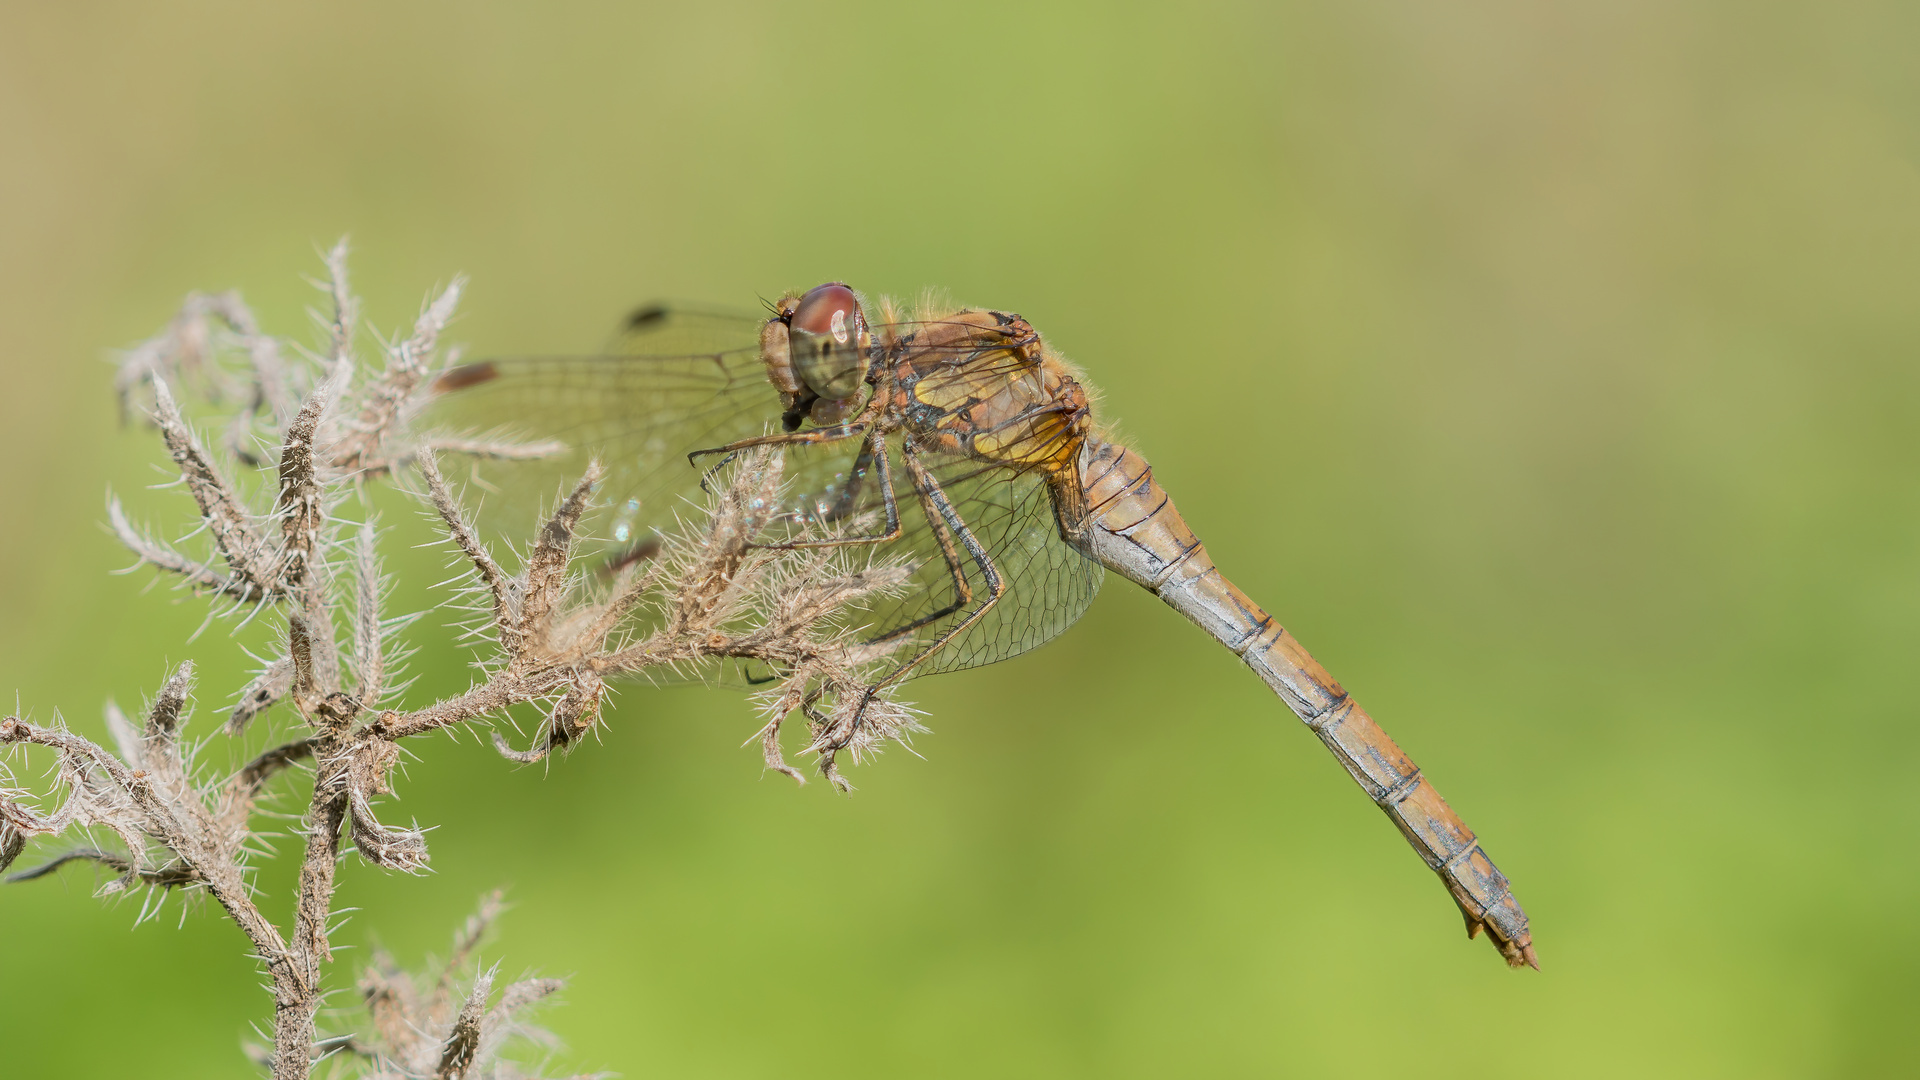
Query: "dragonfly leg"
686 423 869 494
742 663 785 686
801 688 829 727
685 422 867 463
752 427 903 552
870 447 1006 689
814 450 1008 764
693 450 738 495
863 453 975 648
819 428 885 524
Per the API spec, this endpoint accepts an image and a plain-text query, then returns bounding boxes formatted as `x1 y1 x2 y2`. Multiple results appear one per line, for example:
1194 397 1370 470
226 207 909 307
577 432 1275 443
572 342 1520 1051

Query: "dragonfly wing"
420 305 785 688
605 303 774 354
915 457 1104 675
418 304 779 550
797 446 1104 679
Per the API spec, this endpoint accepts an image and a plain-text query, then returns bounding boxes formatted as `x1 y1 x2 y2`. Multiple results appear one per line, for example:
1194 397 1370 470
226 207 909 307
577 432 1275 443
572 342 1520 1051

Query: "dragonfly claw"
686 448 738 495
795 686 884 792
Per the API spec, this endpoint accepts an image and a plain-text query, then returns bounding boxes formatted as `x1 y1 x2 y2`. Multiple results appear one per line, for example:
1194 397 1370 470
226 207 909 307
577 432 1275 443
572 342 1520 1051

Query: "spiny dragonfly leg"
693 451 737 495
816 451 1008 761
742 663 786 686
822 431 881 523
686 423 869 494
870 447 1006 689
754 428 902 552
865 452 973 648
685 421 867 462
801 688 829 727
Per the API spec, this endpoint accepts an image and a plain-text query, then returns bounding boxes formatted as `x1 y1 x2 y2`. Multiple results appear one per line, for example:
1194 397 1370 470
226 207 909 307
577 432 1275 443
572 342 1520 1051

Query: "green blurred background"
4 1 1919 1076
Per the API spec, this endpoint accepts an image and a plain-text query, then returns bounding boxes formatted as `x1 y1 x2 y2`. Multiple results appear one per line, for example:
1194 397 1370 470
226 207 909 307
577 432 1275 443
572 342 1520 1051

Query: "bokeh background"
5 2 1919 1076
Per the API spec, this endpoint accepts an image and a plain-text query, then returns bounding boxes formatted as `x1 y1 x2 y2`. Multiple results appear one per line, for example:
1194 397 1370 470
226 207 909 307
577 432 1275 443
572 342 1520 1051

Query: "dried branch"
137 663 202 834
217 735 316 840
351 521 388 709
115 288 295 427
442 889 508 996
343 894 595 1080
10 247 924 1078
438 966 493 1079
108 496 265 602
276 380 330 589
518 464 602 654
5 847 200 887
419 451 512 640
321 237 359 381
152 378 281 597
102 698 143 769
328 277 465 477
229 655 294 736
2 798 39 876
0 710 295 999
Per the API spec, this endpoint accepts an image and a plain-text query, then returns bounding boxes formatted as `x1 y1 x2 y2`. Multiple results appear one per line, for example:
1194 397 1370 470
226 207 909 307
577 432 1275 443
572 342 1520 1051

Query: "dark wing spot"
624 304 671 329
431 361 499 393
597 535 664 579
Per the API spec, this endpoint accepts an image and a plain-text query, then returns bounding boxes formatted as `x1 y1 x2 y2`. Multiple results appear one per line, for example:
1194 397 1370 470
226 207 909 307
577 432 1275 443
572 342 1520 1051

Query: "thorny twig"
3 244 919 1078
314 892 603 1080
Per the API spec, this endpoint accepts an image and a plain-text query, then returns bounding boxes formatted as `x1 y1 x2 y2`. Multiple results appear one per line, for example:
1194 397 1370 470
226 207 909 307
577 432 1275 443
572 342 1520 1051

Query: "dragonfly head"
766 282 873 429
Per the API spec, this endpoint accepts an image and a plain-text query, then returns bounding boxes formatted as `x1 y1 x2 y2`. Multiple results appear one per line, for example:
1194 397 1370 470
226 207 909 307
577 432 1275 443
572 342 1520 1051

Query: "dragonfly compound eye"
790 283 863 345
787 282 871 406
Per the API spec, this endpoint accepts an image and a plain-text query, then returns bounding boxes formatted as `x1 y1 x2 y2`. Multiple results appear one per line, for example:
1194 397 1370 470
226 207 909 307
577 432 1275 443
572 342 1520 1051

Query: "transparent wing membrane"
873 451 1102 675
744 436 1104 677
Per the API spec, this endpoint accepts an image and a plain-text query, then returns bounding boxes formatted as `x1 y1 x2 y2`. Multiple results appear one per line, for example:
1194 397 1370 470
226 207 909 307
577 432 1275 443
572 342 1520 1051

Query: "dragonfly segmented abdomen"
1077 436 1537 968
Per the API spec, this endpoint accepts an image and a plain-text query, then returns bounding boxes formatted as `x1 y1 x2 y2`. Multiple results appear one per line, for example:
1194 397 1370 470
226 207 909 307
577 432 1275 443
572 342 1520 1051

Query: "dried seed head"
19 250 942 1078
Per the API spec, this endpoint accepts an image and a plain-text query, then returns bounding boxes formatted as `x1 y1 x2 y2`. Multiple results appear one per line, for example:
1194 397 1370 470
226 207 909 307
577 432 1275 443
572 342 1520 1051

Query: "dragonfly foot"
801 686 883 792
686 448 738 494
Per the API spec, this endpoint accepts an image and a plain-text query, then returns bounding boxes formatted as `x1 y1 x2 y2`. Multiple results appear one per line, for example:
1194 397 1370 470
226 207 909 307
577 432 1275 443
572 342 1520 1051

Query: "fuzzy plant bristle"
1 242 918 1078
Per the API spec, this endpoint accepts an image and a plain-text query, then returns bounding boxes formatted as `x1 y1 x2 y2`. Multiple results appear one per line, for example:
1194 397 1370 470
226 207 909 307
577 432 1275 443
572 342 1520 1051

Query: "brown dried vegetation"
1 243 920 1078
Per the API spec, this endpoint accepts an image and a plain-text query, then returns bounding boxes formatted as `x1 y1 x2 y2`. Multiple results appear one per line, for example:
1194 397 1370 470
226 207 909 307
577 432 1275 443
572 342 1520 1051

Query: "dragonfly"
425 283 1537 968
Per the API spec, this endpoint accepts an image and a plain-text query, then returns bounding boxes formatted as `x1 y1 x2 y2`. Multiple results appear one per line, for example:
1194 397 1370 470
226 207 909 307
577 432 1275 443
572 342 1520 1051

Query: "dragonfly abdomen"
1077 436 1537 969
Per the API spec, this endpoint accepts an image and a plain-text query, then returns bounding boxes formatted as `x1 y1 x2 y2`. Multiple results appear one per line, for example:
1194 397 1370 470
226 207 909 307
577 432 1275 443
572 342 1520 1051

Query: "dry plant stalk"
0 243 918 1079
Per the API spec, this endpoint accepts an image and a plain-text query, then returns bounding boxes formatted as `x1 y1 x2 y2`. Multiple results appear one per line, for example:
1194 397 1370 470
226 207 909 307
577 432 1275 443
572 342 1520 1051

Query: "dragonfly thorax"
888 307 1093 474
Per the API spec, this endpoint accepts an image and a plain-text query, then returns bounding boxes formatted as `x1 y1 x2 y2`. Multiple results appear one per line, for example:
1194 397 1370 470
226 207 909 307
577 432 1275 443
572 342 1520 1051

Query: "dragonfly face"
761 282 874 431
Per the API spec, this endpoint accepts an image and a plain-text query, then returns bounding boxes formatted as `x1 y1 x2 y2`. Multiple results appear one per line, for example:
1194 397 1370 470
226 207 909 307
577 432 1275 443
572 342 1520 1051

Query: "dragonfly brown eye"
790 283 862 344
